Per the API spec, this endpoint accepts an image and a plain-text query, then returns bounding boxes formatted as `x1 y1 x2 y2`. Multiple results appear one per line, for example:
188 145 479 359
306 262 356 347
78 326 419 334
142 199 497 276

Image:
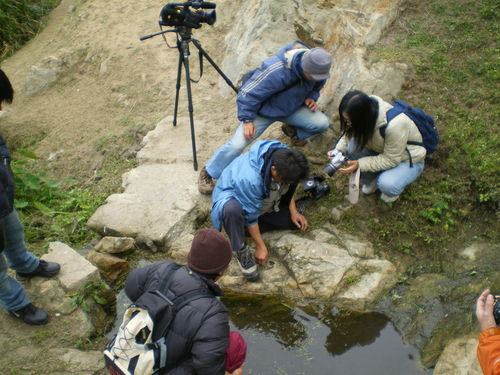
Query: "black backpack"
104 264 215 375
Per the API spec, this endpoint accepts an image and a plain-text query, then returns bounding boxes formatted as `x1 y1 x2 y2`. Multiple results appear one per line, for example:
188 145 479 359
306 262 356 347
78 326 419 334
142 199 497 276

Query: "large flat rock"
43 241 100 291
87 163 201 245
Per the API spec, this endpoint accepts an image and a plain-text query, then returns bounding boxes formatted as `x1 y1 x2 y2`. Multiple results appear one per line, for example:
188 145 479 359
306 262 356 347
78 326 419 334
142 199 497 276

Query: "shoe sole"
236 260 259 281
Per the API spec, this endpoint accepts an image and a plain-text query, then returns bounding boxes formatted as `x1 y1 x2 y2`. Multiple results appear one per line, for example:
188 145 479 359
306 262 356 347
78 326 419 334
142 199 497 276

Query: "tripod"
141 26 238 170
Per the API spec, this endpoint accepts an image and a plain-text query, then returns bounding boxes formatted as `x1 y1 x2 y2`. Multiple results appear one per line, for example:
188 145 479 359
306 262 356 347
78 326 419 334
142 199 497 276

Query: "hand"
304 98 319 112
339 160 359 175
243 122 255 141
254 243 269 266
291 211 308 231
476 289 497 331
226 366 244 375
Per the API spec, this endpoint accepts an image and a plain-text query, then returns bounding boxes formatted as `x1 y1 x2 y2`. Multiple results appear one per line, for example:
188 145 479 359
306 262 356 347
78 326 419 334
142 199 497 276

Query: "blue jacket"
237 41 326 122
211 140 287 230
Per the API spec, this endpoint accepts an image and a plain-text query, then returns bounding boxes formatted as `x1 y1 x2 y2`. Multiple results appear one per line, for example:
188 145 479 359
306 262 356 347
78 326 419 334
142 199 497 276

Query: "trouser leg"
258 184 298 233
222 200 246 252
280 106 329 140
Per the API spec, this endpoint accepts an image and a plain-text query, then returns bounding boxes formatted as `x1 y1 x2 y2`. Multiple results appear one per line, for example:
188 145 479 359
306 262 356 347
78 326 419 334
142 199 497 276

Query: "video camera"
160 0 216 29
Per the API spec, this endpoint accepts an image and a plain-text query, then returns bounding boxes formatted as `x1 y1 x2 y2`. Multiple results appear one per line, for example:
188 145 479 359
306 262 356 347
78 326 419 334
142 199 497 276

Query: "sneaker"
281 123 297 138
198 167 215 195
16 259 60 280
362 179 378 195
8 303 49 325
380 193 400 203
291 137 308 147
236 245 259 281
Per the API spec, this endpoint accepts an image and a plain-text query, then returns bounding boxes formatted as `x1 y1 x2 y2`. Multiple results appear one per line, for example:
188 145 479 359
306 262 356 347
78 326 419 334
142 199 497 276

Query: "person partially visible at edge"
211 140 309 281
330 90 427 203
198 41 332 195
125 229 246 375
0 68 61 325
475 289 500 375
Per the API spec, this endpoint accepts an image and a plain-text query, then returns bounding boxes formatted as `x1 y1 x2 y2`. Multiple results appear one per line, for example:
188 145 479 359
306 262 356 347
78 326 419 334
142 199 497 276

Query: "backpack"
104 263 215 375
380 100 439 156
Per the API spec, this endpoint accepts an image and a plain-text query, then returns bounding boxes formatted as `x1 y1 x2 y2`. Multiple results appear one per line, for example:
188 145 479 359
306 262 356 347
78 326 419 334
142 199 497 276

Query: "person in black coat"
125 229 236 375
0 68 61 325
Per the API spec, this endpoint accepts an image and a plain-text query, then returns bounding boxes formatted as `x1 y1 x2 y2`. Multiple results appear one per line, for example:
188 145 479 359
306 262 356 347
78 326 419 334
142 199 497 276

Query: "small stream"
111 289 431 375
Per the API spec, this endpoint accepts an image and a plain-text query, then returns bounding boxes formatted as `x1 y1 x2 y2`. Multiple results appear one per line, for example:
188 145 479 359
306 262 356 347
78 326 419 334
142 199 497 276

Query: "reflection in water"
222 292 307 348
223 293 431 375
322 309 389 355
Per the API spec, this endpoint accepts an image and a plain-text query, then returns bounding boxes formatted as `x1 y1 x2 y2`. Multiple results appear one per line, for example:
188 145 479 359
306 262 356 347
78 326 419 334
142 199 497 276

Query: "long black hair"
338 90 378 150
0 69 14 107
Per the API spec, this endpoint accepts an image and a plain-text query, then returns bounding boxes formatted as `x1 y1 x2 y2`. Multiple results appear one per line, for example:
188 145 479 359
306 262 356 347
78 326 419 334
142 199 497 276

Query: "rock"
25 278 77 315
87 163 202 246
273 233 357 298
87 250 130 281
336 259 398 310
94 236 135 254
24 54 76 96
137 116 208 164
43 242 100 291
433 334 482 375
47 348 103 375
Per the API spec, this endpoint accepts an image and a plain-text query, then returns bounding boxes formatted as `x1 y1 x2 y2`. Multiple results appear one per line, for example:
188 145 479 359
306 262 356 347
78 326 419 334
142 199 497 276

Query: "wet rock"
433 334 482 375
87 250 130 281
43 242 100 291
94 236 135 254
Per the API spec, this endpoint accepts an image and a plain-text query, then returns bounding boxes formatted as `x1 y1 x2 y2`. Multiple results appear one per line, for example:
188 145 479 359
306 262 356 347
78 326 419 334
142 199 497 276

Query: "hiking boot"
8 303 49 325
380 193 400 203
198 167 215 195
281 123 297 138
16 260 60 280
291 137 308 147
236 245 259 281
362 180 378 195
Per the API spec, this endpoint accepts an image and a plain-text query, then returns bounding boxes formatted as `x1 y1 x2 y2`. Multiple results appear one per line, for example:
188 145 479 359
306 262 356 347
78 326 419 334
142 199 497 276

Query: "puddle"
223 294 432 375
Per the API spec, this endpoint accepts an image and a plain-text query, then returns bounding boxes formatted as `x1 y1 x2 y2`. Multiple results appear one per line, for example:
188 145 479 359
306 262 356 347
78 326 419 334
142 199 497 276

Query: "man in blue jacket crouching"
199 41 332 194
211 140 309 281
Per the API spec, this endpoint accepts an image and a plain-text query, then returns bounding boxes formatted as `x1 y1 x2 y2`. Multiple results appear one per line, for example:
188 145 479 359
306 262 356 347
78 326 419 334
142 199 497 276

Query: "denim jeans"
206 106 329 179
347 140 425 197
0 210 39 311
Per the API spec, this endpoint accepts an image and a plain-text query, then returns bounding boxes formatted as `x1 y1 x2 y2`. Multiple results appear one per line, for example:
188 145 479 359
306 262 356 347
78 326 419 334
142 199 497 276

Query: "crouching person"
211 140 309 281
124 229 242 375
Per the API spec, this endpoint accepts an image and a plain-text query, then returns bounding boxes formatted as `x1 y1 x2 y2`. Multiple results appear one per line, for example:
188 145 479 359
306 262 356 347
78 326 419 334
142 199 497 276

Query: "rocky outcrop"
433 334 482 375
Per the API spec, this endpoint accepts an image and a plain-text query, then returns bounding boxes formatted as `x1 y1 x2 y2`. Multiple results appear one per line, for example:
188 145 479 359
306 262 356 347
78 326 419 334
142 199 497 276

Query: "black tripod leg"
180 41 198 171
173 49 183 127
191 39 239 94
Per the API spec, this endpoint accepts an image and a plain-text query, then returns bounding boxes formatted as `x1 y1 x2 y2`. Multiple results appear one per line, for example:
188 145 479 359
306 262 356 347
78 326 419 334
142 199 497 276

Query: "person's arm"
236 61 289 123
289 195 308 231
124 263 161 302
246 223 268 265
306 80 326 102
476 289 500 375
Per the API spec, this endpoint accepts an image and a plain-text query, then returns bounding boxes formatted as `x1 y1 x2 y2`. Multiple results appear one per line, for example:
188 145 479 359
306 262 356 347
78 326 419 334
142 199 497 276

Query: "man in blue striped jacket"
199 41 332 194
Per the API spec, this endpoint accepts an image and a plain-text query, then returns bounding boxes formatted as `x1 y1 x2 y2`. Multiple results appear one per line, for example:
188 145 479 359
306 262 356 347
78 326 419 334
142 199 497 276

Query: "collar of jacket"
261 148 279 198
187 266 225 297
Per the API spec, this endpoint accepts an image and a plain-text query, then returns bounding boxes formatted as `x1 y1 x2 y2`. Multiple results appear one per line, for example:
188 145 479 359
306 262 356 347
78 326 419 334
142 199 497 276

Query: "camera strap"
348 168 360 204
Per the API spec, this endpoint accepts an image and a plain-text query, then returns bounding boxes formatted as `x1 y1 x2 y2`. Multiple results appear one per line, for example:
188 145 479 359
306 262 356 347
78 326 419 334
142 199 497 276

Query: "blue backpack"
380 100 439 156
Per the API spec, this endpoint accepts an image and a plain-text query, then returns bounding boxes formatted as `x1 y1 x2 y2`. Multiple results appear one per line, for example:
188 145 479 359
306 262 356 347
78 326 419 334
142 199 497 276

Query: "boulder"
94 236 135 254
43 242 100 291
433 334 482 375
87 250 130 281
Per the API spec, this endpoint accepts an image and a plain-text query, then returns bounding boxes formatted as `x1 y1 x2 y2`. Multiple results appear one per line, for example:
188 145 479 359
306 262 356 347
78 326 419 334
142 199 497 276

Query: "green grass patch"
0 0 61 59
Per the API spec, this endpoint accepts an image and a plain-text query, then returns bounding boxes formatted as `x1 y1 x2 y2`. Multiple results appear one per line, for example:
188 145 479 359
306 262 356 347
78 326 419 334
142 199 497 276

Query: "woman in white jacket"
332 90 426 203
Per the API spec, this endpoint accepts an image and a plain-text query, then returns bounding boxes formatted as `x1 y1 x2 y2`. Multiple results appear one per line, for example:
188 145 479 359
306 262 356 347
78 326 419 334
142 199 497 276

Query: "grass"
0 0 61 59
340 0 500 269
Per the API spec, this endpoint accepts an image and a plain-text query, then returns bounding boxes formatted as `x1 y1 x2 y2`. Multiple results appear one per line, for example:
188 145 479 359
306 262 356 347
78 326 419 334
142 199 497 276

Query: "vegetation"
0 0 61 59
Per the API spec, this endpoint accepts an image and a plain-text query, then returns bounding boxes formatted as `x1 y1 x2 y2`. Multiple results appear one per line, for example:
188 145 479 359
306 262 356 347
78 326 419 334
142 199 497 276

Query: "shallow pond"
223 293 432 375
110 288 431 375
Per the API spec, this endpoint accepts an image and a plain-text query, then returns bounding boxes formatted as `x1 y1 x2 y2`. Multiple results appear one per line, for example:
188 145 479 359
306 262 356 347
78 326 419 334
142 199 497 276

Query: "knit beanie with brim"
188 229 232 274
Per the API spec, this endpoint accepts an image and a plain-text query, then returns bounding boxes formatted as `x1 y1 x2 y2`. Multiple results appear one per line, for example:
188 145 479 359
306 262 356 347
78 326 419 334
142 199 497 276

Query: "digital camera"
494 294 500 325
323 149 346 176
302 175 330 200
